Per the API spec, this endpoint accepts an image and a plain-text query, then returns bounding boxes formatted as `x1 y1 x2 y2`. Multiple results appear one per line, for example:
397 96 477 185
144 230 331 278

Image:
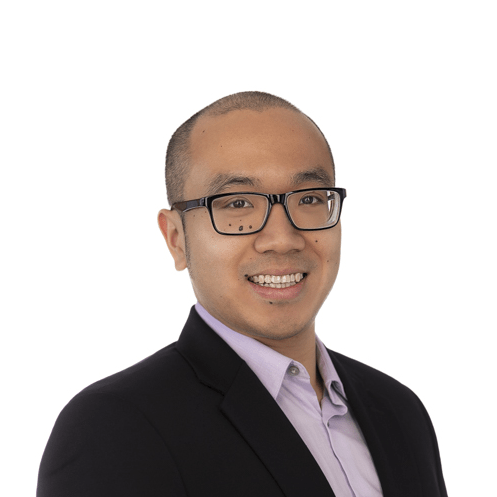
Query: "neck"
195 302 324 402
254 325 323 401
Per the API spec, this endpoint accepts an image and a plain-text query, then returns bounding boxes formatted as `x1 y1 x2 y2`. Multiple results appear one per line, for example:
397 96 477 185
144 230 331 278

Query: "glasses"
172 187 346 235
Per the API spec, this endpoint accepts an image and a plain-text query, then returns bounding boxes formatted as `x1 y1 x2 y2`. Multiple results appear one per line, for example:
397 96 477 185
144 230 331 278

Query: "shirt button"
287 365 300 376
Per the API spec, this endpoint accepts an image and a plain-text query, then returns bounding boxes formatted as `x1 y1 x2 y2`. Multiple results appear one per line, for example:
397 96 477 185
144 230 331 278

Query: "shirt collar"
195 302 347 403
315 335 348 403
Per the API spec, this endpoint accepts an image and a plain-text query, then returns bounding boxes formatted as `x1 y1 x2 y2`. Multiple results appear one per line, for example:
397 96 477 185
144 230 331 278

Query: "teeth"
248 273 306 287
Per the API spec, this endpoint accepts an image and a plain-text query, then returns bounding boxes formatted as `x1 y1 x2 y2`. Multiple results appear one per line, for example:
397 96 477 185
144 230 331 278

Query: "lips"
248 272 307 300
248 272 306 288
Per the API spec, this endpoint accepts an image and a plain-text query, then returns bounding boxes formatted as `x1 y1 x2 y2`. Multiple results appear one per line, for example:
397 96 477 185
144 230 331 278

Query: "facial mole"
269 302 273 305
244 274 248 278
249 225 252 229
239 226 244 231
315 240 318 243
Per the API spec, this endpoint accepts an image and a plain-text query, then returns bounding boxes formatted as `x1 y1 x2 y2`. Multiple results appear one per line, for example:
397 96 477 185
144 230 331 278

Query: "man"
37 92 447 496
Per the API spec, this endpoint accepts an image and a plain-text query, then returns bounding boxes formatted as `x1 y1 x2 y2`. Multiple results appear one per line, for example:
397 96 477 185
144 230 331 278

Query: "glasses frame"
172 187 347 236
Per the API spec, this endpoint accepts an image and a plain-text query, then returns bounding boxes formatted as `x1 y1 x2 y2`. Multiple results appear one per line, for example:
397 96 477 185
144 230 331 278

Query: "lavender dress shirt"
195 303 383 497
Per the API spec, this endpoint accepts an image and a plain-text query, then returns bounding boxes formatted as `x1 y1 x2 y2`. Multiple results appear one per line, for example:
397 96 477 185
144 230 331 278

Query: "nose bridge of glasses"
268 193 286 205
265 193 294 227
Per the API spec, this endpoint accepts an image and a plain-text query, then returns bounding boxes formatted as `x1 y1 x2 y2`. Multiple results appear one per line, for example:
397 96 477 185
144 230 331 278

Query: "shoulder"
37 343 197 496
38 342 194 496
46 339 194 433
47 339 206 448
77 341 189 400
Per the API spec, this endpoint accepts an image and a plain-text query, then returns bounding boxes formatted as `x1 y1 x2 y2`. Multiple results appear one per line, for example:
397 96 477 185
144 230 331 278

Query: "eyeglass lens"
211 190 341 234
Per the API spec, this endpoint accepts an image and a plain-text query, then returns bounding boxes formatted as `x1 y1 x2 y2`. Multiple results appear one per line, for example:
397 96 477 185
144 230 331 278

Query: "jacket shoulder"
37 342 191 497
77 342 184 395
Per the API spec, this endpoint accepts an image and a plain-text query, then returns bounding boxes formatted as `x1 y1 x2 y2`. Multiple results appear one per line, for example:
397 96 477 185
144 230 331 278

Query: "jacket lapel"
221 362 336 497
177 308 335 497
329 350 423 497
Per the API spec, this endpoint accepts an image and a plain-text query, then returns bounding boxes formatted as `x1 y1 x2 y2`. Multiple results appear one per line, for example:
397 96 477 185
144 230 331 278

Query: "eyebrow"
204 166 333 197
205 173 262 196
291 167 334 187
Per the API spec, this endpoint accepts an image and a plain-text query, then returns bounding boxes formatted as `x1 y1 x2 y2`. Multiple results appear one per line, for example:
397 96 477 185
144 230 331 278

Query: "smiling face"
160 107 341 345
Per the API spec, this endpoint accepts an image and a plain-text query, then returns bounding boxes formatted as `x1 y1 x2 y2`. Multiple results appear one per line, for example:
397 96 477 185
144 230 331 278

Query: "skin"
158 108 341 402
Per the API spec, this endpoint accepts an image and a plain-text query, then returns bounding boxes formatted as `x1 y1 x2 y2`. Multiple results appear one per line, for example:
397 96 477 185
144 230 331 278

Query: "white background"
1 1 495 495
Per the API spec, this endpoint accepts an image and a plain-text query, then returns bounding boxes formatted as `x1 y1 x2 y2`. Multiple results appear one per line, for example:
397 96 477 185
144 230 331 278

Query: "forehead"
185 108 333 198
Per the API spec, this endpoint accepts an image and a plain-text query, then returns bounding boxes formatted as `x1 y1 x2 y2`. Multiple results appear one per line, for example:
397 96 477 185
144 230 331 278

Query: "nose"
253 203 305 254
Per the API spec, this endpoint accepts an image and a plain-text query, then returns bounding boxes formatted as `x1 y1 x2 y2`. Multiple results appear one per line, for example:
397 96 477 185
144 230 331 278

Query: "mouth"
247 272 307 288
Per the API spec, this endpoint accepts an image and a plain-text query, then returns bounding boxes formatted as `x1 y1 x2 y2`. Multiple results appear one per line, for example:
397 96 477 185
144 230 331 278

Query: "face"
160 108 341 345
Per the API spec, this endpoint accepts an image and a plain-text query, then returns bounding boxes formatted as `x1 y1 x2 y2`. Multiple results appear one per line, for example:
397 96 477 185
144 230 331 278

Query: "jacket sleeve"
37 391 187 497
414 394 449 497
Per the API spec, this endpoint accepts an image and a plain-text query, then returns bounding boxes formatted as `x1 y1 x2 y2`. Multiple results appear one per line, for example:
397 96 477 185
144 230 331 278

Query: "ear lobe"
157 209 187 271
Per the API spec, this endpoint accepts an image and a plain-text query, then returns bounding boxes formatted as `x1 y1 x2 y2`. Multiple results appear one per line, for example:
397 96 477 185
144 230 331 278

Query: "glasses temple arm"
172 198 206 213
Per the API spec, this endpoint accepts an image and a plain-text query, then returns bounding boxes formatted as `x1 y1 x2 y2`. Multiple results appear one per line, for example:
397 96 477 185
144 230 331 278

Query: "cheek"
188 215 249 277
314 232 341 273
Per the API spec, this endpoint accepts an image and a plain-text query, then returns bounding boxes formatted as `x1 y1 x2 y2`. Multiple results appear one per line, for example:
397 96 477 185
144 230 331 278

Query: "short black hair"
165 91 334 206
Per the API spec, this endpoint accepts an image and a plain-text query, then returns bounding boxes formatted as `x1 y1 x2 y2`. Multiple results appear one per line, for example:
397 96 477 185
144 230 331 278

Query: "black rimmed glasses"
172 187 347 235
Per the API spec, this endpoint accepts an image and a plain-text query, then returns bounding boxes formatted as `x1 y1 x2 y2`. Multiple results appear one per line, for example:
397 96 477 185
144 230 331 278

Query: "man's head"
159 91 342 345
165 91 335 206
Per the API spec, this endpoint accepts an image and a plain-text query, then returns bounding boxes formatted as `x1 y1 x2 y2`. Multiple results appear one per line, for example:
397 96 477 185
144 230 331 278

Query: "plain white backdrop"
1 1 495 495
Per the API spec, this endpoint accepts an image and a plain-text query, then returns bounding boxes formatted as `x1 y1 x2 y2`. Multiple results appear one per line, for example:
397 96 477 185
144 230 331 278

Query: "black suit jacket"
38 307 448 496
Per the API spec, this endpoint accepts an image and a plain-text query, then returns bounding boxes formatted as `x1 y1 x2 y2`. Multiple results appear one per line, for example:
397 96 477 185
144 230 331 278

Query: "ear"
157 209 187 271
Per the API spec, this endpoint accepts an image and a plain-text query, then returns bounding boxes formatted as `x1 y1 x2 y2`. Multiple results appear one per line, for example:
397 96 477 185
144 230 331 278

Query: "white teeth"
249 273 305 288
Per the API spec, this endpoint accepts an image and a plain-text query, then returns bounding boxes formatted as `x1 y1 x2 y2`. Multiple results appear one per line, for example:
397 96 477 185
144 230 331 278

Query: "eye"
299 194 323 205
226 198 253 209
